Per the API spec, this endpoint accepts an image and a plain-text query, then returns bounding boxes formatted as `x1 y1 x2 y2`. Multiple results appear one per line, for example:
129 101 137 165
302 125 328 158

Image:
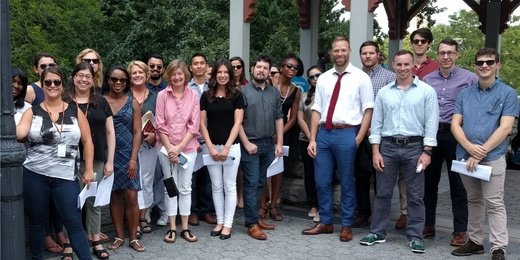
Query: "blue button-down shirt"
369 76 439 146
188 79 208 97
146 80 168 93
454 79 519 161
423 66 479 124
363 64 396 97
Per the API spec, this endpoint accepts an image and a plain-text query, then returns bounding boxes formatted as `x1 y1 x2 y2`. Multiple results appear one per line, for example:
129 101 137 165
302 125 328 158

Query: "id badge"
57 143 66 157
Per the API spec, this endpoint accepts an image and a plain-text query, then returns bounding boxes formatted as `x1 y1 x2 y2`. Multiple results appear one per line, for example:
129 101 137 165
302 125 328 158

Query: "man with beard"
302 36 373 242
352 41 396 228
146 54 168 93
239 55 284 240
422 39 478 245
361 50 438 254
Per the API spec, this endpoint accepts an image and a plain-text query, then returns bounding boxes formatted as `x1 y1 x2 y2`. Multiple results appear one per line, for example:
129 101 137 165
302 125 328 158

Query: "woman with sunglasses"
269 66 280 87
65 62 115 259
127 61 158 239
200 59 245 240
298 65 323 223
17 66 94 260
230 56 249 87
76 48 104 91
25 52 57 106
102 66 144 252
260 54 302 222
156 59 200 243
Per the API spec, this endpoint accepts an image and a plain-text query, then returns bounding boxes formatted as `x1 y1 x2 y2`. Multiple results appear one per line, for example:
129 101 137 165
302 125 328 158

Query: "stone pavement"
43 169 520 259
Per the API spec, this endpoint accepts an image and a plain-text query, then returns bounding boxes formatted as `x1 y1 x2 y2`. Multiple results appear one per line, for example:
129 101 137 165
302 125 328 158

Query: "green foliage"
412 0 447 28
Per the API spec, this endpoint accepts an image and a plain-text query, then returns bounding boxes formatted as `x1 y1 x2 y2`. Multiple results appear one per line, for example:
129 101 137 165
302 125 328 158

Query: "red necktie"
325 72 346 129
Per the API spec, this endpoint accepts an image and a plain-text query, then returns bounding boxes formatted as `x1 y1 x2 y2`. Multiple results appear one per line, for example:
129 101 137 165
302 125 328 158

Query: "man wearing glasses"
422 39 478 246
146 54 168 93
451 48 518 260
25 52 57 106
410 28 438 79
352 41 396 228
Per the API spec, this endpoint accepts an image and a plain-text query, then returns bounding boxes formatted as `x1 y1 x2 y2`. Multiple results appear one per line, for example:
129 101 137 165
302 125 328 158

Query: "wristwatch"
423 149 433 156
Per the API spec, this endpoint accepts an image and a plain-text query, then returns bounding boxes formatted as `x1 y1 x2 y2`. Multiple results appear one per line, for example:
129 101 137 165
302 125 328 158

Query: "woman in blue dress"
103 65 145 252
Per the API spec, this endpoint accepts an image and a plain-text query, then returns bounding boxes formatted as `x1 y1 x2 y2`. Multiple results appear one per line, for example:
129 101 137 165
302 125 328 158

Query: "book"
141 111 156 146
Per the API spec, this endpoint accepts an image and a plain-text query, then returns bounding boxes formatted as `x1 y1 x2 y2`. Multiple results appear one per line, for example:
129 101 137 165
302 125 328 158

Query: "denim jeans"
240 138 275 226
24 167 91 260
314 127 358 226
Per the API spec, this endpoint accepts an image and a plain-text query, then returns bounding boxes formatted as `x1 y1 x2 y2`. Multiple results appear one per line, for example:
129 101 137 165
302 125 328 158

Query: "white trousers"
138 144 159 209
158 150 197 216
203 144 241 228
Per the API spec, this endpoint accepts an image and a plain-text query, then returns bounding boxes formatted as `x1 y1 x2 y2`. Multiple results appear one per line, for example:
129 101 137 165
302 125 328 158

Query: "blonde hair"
163 59 190 86
75 48 104 88
127 60 150 85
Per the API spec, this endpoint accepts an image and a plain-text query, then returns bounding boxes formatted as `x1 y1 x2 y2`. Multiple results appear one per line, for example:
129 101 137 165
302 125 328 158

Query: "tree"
413 0 446 28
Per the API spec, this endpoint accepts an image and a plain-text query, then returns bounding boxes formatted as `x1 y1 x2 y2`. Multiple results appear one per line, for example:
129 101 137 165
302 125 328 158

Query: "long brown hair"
207 59 238 103
64 62 98 107
305 65 323 105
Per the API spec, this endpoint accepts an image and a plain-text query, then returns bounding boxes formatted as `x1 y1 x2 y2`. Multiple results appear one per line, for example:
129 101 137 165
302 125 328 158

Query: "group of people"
12 28 517 260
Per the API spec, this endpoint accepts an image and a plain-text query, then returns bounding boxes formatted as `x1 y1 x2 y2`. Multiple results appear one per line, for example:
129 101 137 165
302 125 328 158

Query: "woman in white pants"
200 59 245 239
156 59 200 243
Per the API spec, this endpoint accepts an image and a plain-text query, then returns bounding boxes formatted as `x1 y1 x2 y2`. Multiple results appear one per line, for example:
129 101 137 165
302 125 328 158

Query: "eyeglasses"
308 73 321 80
110 77 127 83
438 51 457 57
39 63 57 70
475 60 496 66
75 73 93 80
232 65 242 70
82 58 100 64
412 39 429 45
270 71 279 76
285 63 298 71
149 64 163 70
43 79 62 87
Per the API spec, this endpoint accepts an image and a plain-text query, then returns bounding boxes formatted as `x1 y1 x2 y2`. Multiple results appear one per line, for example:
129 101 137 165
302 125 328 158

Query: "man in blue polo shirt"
451 48 519 260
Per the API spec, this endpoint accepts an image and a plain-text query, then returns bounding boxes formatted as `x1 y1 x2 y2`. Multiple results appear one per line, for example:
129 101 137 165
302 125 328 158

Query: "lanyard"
43 101 65 136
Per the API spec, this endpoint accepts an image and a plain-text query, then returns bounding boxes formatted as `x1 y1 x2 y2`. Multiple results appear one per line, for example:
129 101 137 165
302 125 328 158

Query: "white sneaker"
313 212 320 223
156 215 169 226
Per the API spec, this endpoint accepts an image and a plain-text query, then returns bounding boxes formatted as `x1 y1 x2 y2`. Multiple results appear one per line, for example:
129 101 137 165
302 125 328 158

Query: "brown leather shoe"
247 224 267 240
203 213 217 224
395 214 406 229
188 214 199 226
423 225 435 238
450 232 468 247
258 218 275 230
301 223 334 235
339 226 352 242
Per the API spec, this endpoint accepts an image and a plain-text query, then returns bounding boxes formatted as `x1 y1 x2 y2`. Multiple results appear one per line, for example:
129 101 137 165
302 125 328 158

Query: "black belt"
320 123 356 129
438 123 451 132
382 136 422 144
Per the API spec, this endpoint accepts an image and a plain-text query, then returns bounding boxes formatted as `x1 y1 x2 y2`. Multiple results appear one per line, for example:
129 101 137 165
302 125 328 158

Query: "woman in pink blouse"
156 59 200 243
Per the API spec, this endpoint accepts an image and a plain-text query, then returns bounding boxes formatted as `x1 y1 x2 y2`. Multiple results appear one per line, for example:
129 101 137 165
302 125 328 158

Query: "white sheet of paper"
451 160 492 181
283 145 289 157
94 174 114 207
159 146 189 169
78 181 98 209
267 157 284 178
202 154 235 166
193 152 204 171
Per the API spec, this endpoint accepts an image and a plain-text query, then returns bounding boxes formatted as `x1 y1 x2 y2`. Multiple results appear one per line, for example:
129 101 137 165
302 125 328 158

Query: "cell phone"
178 154 188 166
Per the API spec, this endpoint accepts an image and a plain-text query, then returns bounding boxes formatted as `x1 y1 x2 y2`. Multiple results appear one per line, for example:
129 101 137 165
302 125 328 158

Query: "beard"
150 75 161 80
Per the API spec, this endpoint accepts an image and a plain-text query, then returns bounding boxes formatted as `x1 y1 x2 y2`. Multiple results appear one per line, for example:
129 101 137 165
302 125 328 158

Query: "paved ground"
43 169 520 259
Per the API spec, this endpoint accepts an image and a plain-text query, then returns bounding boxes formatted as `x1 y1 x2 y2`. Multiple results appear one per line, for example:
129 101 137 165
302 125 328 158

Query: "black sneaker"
492 249 505 260
451 240 485 256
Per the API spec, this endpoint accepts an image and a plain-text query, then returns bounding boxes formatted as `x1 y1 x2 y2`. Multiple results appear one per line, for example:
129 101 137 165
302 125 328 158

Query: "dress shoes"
423 226 435 238
247 224 267 240
203 213 217 224
450 232 468 247
258 218 275 230
210 230 221 236
339 226 353 242
188 214 199 226
301 223 334 235
220 232 231 240
395 214 406 229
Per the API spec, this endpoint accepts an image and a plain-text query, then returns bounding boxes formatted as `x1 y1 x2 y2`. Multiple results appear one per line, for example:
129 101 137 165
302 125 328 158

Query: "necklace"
279 84 291 104
132 88 148 105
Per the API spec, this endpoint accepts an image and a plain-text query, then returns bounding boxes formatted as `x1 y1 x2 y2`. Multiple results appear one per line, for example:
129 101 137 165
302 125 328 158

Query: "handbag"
163 163 179 197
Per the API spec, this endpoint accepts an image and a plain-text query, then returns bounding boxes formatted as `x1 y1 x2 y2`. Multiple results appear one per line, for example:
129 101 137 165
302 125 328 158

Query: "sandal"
139 218 152 234
180 229 198 242
163 230 177 243
259 207 269 218
45 242 64 254
92 240 109 259
107 237 124 250
129 239 146 252
135 229 142 239
269 207 283 221
99 232 110 243
61 243 73 260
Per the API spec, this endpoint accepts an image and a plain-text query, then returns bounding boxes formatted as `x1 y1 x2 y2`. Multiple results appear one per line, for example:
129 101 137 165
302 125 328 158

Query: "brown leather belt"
320 123 354 129
382 136 422 144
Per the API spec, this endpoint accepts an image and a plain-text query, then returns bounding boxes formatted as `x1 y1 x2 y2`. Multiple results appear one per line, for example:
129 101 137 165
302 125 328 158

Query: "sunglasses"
110 77 128 83
285 64 298 71
270 71 280 76
475 60 496 66
308 73 321 80
43 79 62 87
232 65 242 70
82 58 100 64
39 63 57 70
149 64 163 70
412 39 429 45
